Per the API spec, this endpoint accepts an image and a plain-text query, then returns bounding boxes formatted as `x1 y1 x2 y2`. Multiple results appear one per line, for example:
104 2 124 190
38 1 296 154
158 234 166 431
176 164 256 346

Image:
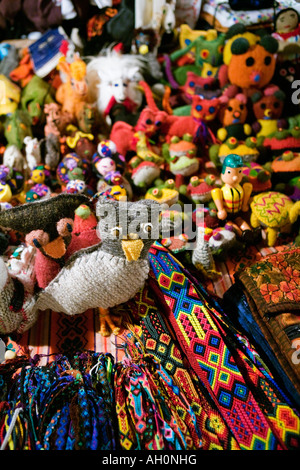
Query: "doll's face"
221 166 243 186
252 95 284 119
221 97 248 127
276 9 299 33
96 157 116 176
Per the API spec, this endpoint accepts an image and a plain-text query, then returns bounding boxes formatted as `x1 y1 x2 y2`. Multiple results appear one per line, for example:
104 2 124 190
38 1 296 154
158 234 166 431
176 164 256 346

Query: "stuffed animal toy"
272 8 300 60
209 136 260 169
168 31 225 86
3 145 27 174
109 95 170 158
162 134 200 187
0 165 25 204
0 193 90 299
129 157 161 189
222 24 260 69
270 150 300 185
208 224 238 260
4 110 32 150
186 174 218 204
145 178 179 206
217 87 252 141
44 102 70 138
251 84 287 139
86 50 144 124
223 34 279 96
166 93 227 147
131 28 163 83
0 74 21 116
56 55 92 125
20 75 54 126
0 196 160 337
211 154 255 242
250 191 300 246
23 136 42 171
241 162 272 194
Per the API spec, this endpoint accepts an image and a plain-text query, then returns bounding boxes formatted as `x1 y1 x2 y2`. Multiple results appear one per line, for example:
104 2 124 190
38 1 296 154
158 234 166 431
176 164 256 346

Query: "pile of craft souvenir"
0 7 300 451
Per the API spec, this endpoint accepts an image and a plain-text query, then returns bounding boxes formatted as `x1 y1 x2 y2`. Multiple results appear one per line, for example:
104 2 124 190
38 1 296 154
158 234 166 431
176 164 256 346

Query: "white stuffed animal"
24 136 41 171
3 145 27 173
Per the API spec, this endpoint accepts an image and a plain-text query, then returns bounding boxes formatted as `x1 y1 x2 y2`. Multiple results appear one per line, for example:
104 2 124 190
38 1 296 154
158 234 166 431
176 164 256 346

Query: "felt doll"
0 193 90 293
217 87 252 141
223 34 279 97
272 8 300 60
56 54 92 125
166 93 227 148
251 84 287 139
211 154 255 243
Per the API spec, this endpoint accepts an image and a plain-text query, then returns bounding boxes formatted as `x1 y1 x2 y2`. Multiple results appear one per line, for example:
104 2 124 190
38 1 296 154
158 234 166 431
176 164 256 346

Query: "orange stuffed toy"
226 35 279 96
56 54 92 125
217 86 252 141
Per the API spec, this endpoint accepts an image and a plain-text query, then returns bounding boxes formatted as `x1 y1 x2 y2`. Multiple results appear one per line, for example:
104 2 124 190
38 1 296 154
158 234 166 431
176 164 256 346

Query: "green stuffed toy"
4 109 33 149
20 75 55 126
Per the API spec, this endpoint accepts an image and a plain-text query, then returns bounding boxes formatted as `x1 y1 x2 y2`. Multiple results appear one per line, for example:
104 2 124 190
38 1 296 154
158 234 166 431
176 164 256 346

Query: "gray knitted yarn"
36 246 150 314
192 227 214 271
0 258 38 334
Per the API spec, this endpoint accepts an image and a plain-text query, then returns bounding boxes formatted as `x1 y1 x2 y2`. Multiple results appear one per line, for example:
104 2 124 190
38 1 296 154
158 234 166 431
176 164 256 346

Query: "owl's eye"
141 222 153 234
111 226 122 238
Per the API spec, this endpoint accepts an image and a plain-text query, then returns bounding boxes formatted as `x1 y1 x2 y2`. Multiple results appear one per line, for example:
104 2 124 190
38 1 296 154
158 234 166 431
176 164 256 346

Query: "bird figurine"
0 195 160 337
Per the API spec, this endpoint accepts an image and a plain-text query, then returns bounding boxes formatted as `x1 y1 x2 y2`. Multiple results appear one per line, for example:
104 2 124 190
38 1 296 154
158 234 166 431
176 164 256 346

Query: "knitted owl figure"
34 196 161 336
0 197 160 337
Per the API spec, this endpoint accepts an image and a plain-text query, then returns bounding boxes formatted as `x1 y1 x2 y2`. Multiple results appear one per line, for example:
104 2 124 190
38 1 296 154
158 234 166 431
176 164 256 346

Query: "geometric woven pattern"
148 242 300 450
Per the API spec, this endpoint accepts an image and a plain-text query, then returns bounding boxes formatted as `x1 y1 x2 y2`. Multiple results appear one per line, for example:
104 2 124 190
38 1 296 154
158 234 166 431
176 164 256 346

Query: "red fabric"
276 24 300 39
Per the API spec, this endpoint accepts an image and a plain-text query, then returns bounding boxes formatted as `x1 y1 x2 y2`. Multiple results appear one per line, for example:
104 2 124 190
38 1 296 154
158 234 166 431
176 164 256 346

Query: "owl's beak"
121 237 144 261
